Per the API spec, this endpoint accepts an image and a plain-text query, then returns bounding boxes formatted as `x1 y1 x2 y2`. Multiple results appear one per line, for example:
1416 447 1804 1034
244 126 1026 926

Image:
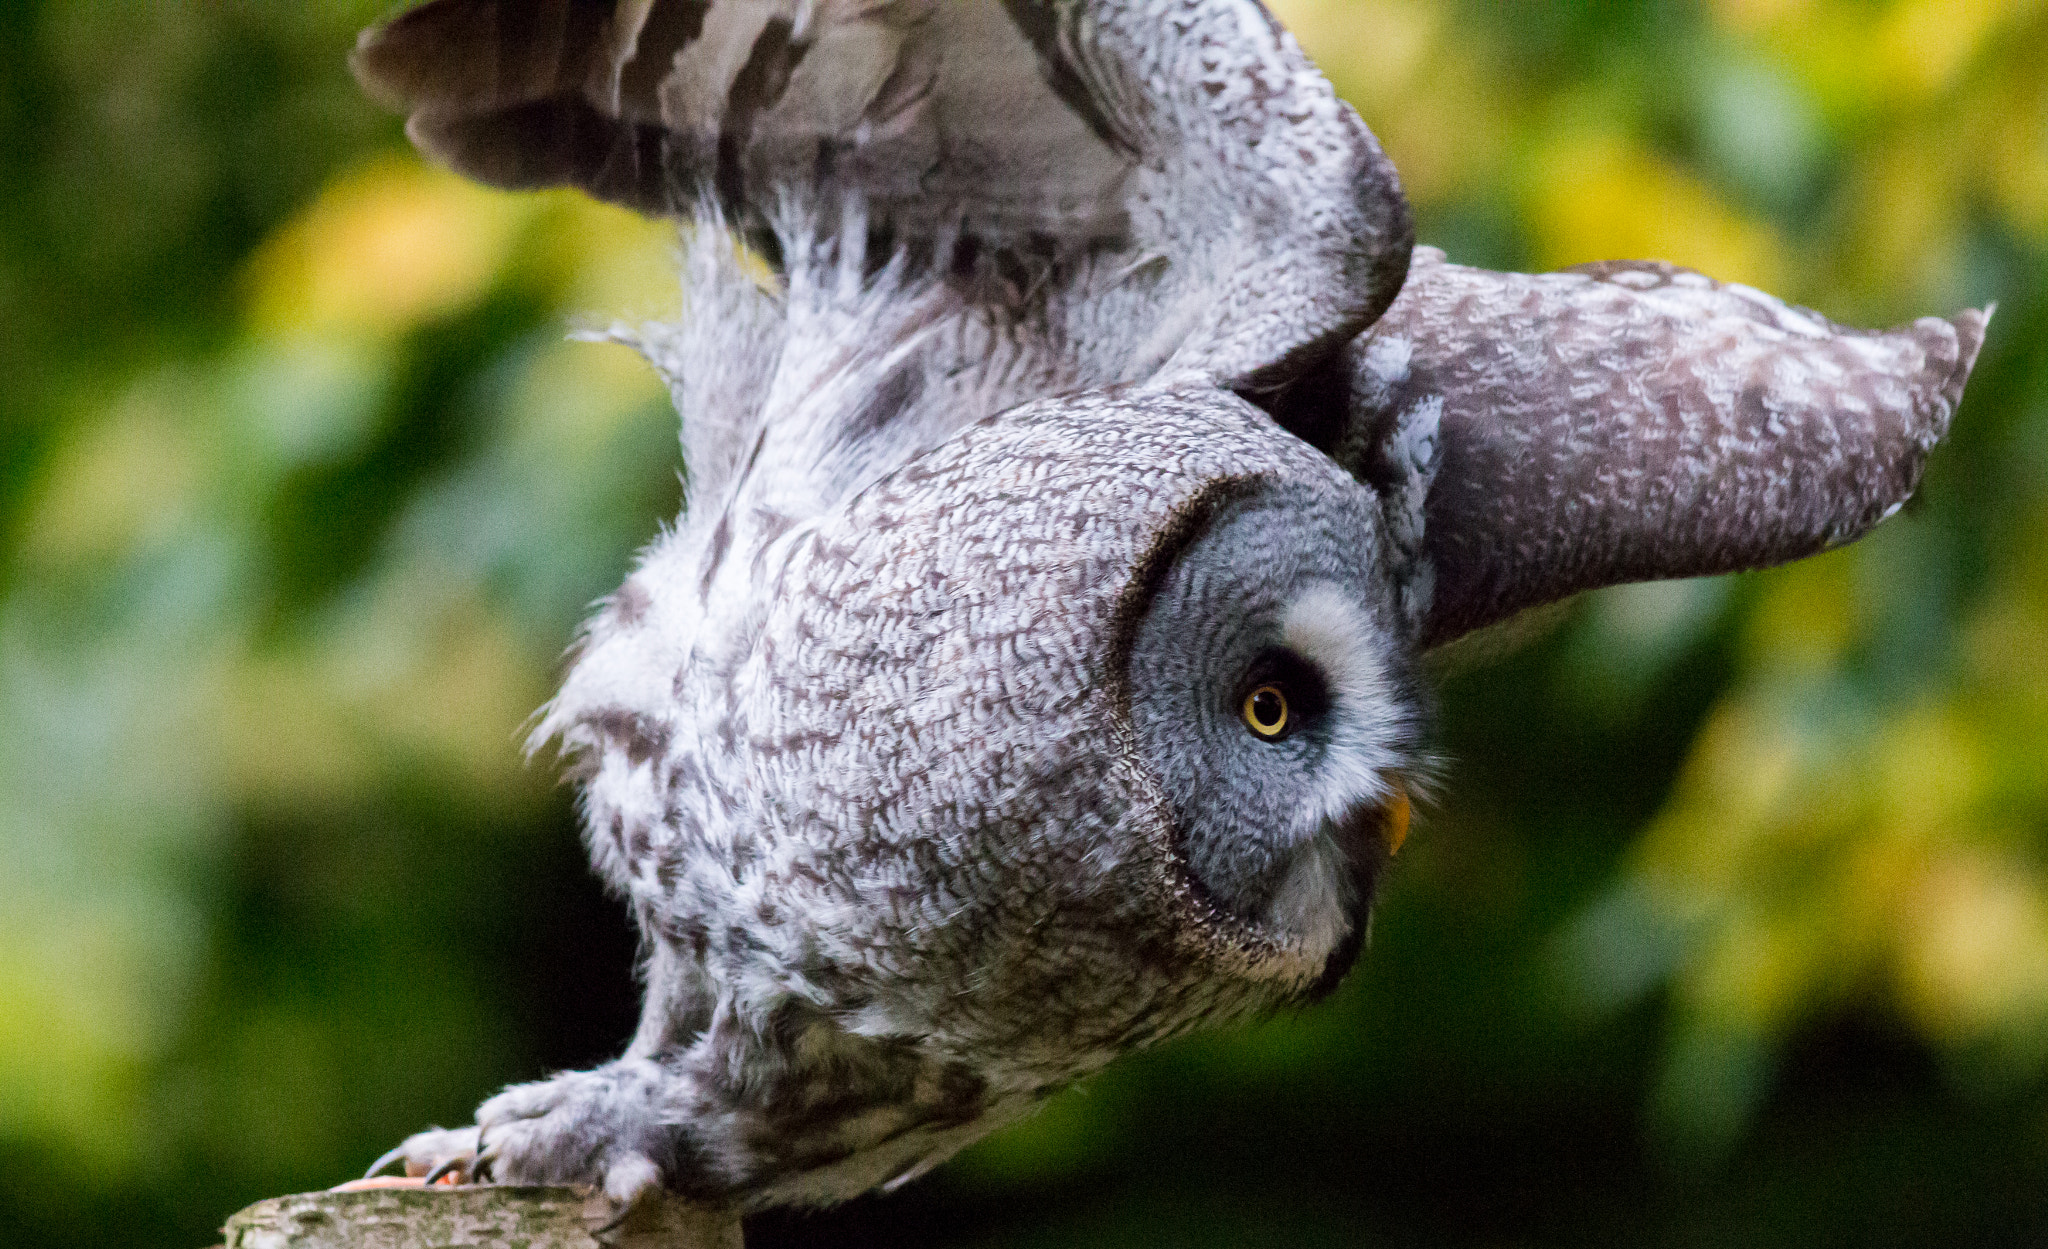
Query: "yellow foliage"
1525 129 1788 289
1612 499 2048 1084
18 374 209 569
1838 133 1966 312
1716 0 2039 120
214 653 379 814
1872 706 1989 836
1897 849 2048 1046
1742 550 1860 676
1710 0 1815 33
1687 913 1822 1033
217 568 554 815
524 193 682 323
1872 0 2037 103
1271 0 1508 207
1645 701 1810 890
504 337 670 448
242 152 527 341
1986 64 2048 238
0 889 203 1172
1269 0 1440 113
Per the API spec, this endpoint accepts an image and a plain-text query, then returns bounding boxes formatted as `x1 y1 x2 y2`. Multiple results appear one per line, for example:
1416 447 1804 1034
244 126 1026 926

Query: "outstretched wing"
353 1 1130 236
1323 247 1988 649
353 0 1412 392
355 3 1987 651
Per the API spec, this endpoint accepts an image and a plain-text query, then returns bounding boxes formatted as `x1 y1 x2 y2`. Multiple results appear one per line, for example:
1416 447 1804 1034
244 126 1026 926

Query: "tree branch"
220 1184 743 1248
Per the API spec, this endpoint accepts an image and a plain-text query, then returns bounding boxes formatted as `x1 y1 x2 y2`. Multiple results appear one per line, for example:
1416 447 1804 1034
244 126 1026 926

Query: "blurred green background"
2 1 2044 1246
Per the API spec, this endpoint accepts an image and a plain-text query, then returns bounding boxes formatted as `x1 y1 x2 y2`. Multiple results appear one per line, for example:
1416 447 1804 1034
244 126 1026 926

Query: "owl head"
707 388 1425 1076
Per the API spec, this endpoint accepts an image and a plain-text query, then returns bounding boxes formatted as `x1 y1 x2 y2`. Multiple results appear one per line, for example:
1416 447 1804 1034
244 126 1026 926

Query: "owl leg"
364 1059 685 1212
475 1060 680 1204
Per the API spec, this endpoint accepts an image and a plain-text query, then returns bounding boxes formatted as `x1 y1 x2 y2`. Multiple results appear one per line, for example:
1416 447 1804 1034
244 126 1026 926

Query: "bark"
219 1185 743 1249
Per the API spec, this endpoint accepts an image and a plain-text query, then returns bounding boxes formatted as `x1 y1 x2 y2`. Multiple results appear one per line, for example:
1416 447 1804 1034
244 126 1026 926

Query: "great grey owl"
353 0 1988 1214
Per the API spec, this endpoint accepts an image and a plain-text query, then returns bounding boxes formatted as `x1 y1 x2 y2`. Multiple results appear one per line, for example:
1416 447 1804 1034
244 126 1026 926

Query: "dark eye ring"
1243 684 1289 740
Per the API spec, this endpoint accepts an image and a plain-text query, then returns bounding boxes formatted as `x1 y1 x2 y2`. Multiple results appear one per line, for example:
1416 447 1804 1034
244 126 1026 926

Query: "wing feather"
354 0 1412 392
1327 248 1989 648
354 6 1984 654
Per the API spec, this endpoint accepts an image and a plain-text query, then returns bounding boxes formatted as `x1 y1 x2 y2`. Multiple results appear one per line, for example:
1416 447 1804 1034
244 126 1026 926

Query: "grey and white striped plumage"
353 0 1987 1213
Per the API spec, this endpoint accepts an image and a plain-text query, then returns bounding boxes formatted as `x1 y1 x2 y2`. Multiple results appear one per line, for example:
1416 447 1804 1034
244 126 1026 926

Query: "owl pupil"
1244 686 1289 739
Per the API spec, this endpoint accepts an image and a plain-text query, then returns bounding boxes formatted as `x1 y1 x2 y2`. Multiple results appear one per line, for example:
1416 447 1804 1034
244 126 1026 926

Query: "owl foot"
364 1125 481 1182
367 1062 676 1212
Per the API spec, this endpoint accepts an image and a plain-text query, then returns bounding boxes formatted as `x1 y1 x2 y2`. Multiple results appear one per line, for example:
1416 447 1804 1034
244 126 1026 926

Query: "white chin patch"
1264 830 1356 961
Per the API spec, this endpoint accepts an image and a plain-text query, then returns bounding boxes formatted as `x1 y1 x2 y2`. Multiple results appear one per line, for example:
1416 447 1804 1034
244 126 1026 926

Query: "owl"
353 0 1987 1215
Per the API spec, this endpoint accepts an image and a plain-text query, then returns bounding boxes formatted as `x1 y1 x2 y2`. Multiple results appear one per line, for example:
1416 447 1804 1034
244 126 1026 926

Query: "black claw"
364 1144 409 1180
422 1156 469 1187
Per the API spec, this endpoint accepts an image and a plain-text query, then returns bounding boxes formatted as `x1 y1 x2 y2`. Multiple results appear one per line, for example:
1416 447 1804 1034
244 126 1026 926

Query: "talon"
593 1201 637 1239
331 1176 428 1192
466 1124 494 1183
594 1155 663 1237
423 1156 470 1187
364 1144 410 1180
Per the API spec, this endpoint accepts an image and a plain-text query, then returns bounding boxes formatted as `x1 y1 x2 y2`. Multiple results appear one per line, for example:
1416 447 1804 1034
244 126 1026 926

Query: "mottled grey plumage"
1313 248 1988 647
352 0 1987 1216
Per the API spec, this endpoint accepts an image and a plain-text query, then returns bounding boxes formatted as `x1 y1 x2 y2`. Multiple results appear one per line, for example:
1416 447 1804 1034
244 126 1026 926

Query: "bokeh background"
3 1 2045 1246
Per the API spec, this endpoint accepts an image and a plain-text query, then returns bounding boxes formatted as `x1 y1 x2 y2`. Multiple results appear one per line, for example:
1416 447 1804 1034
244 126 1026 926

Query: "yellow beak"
1384 783 1412 857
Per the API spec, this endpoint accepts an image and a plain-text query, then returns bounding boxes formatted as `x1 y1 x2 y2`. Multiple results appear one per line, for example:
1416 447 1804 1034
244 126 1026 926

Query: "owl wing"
1323 248 1989 649
352 0 1412 392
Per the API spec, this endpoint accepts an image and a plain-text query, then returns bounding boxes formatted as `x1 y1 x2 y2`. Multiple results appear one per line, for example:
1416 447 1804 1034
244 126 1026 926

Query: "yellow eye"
1243 685 1289 739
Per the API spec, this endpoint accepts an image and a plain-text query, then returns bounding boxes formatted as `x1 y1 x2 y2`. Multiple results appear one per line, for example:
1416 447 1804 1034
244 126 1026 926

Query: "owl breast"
547 390 1427 1102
